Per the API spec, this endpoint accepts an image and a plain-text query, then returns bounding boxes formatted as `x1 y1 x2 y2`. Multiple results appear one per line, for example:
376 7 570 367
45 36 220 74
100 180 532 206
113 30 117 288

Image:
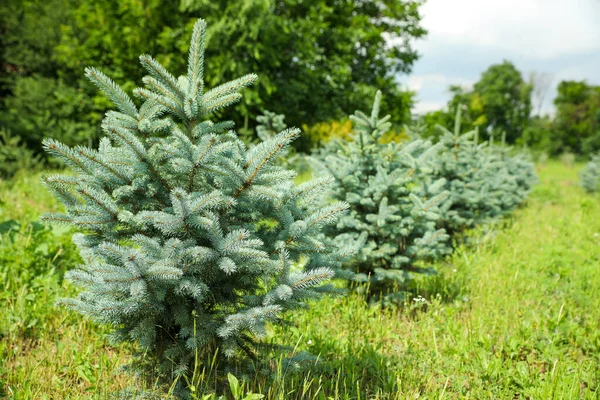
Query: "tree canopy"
553 81 600 155
0 0 426 154
419 61 536 146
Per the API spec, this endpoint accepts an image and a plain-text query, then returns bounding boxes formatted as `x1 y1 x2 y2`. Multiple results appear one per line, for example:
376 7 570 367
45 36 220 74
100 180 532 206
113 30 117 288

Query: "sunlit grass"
1 161 599 398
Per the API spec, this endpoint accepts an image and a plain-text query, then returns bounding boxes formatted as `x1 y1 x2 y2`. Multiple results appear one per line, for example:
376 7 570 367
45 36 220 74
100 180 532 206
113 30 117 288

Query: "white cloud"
405 74 474 113
418 0 600 58
401 0 600 114
407 74 473 92
412 101 447 114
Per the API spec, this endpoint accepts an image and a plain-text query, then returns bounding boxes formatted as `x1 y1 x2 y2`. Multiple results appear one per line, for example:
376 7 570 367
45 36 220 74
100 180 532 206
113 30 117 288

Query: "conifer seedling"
581 153 600 193
314 92 451 303
42 19 351 392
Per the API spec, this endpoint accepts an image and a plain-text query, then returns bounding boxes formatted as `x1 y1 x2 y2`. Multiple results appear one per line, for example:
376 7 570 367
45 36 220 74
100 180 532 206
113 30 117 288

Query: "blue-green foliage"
41 19 351 386
432 109 537 235
482 132 537 215
581 153 600 193
256 111 287 143
314 92 451 299
430 112 490 234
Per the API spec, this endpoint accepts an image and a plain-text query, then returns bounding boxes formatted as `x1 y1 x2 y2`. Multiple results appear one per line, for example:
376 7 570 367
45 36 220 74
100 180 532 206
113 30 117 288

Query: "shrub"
313 91 451 302
41 19 351 395
0 128 42 179
301 120 354 149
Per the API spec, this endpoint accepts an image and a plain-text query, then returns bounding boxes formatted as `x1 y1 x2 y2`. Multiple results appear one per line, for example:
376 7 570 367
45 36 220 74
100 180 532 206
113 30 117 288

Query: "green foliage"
1 77 98 152
581 153 600 193
519 115 554 152
0 0 67 93
0 128 41 179
180 0 424 131
1 0 425 161
314 92 451 301
41 19 351 396
553 81 600 155
0 0 101 152
300 120 355 149
473 61 533 143
420 61 532 145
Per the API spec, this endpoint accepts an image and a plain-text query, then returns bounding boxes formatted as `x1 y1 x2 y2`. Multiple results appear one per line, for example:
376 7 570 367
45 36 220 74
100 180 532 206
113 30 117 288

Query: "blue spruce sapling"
581 153 600 193
41 19 351 386
256 110 287 142
429 107 493 235
314 91 451 302
483 131 537 216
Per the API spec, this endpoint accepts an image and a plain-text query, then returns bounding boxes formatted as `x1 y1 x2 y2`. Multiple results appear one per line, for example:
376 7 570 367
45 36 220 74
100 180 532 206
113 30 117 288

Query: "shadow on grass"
245 340 406 400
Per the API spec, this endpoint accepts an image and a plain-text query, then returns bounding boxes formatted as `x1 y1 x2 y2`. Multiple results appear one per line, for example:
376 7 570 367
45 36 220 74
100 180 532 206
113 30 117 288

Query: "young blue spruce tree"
41 19 352 385
429 107 492 235
581 153 600 193
435 102 537 234
429 107 535 236
483 131 537 216
314 91 451 302
256 110 287 143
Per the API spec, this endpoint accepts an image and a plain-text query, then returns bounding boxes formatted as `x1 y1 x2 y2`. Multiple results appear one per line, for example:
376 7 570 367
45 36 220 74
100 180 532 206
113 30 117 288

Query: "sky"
402 0 600 115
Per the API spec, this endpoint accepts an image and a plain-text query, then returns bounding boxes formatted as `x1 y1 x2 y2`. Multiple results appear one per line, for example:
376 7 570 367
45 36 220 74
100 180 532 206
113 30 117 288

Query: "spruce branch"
85 67 138 117
187 19 207 97
139 54 185 99
235 128 299 197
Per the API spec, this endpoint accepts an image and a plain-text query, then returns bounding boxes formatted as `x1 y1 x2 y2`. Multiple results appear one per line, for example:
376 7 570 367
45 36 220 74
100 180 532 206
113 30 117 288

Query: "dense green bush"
1 77 99 153
0 128 41 179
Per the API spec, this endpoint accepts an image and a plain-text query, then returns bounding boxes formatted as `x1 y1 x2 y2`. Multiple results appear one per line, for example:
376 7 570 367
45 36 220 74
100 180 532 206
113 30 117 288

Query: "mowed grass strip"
1 162 599 399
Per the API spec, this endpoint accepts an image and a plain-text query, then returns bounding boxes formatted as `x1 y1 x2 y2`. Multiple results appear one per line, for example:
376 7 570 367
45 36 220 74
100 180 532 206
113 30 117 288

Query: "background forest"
1 0 599 178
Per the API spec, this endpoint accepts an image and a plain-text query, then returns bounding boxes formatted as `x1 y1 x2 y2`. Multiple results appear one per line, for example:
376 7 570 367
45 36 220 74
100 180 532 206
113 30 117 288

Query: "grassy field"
1 161 599 399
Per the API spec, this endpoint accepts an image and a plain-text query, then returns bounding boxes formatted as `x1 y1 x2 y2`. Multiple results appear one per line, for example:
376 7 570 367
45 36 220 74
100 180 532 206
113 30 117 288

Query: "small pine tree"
483 131 537 215
314 92 451 302
430 108 492 235
429 106 537 239
41 19 351 392
581 153 600 193
256 110 287 142
431 108 536 235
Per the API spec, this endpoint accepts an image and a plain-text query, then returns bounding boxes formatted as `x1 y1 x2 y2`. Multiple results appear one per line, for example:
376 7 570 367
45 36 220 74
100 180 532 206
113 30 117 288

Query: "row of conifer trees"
40 19 536 397
581 153 600 193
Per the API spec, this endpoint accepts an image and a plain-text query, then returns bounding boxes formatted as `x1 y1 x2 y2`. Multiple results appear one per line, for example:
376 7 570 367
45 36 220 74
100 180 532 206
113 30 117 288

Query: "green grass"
1 162 599 399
